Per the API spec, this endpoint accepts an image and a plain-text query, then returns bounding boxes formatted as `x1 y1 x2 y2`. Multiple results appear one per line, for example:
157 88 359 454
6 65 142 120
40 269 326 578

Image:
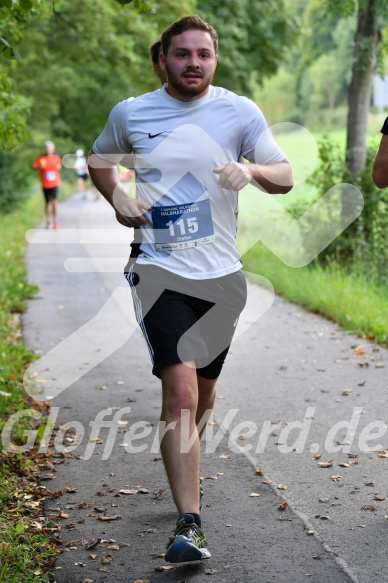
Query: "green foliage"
0 72 31 149
197 0 296 96
0 148 32 214
308 137 388 284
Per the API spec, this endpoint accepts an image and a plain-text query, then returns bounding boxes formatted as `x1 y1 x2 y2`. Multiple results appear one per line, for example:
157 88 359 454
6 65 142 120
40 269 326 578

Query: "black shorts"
43 187 58 203
77 173 89 181
125 264 247 379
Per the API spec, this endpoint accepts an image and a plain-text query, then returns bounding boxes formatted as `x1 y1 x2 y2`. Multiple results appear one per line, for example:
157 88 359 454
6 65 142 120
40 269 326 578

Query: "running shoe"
53 222 59 229
165 513 211 563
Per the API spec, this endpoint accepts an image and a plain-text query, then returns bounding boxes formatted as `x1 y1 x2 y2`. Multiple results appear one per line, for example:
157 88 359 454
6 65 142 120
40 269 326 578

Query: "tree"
197 0 295 96
344 0 388 173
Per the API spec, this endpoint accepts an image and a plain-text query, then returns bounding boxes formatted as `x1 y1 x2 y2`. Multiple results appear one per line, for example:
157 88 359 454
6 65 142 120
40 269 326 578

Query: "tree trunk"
346 0 380 175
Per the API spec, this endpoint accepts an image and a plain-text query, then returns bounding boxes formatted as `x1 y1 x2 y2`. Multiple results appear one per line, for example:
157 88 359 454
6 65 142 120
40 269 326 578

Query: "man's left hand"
213 162 251 191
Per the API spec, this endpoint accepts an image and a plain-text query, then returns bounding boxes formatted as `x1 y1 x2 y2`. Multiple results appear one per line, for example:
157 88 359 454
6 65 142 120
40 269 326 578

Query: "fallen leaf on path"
312 454 322 460
319 498 330 503
255 468 264 475
137 528 157 538
249 493 260 497
107 544 120 550
331 475 342 481
97 488 116 496
119 489 138 495
95 385 107 390
154 488 164 500
97 515 121 522
204 569 218 574
219 454 231 459
155 565 174 571
379 451 388 458
201 475 218 480
373 495 386 501
137 488 149 494
277 484 288 490
152 457 162 462
318 460 333 468
278 502 288 511
361 505 377 511
353 346 364 355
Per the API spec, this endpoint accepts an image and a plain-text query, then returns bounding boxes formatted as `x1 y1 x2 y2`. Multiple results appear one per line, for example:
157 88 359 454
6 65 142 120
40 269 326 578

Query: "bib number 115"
166 217 199 236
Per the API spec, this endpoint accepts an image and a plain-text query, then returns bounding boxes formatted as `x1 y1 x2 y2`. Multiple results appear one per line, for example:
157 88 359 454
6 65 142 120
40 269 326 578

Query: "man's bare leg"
160 361 200 515
196 374 217 440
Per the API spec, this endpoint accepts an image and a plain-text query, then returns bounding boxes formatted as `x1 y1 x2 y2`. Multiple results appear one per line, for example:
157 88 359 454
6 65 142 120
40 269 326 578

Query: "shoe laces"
173 515 205 543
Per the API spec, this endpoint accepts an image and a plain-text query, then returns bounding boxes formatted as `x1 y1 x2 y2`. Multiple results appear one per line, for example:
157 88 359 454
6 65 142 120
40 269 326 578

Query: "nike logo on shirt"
148 132 165 139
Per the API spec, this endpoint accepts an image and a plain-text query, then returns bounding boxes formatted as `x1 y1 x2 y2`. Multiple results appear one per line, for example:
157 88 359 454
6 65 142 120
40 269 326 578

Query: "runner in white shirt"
89 14 293 564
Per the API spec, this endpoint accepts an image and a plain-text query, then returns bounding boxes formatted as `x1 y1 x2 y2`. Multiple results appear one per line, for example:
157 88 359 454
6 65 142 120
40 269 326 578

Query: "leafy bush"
307 137 388 285
0 149 31 214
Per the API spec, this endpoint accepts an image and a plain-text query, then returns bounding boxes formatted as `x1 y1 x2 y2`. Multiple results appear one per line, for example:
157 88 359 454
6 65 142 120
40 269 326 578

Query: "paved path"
23 193 388 583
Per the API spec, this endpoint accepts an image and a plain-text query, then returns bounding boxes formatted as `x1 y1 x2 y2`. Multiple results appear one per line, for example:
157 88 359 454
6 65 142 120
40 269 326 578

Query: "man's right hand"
114 198 150 227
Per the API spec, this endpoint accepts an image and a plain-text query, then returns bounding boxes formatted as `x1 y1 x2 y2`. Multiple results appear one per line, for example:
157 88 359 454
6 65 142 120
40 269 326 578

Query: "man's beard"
165 64 213 98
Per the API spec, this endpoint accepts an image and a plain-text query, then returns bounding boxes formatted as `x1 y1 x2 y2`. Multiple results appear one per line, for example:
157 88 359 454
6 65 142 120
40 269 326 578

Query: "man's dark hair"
149 39 162 65
161 15 218 56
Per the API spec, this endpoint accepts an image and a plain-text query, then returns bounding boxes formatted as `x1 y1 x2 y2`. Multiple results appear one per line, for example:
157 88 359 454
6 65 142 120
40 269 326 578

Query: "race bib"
152 200 215 251
45 171 56 182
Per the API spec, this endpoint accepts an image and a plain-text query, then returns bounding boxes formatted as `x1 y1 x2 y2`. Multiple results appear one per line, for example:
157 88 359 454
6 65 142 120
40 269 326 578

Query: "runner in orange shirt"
32 141 62 229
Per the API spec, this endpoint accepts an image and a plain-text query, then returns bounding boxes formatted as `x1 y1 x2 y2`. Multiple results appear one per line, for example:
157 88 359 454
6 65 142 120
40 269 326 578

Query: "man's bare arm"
88 150 149 227
213 160 293 194
372 135 388 189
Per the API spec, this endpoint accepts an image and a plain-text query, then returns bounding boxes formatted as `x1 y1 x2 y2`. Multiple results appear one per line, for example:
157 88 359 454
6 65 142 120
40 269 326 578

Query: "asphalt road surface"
22 192 388 583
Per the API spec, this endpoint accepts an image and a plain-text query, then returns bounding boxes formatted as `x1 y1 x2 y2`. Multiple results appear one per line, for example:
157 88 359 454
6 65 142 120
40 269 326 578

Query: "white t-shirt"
93 85 285 279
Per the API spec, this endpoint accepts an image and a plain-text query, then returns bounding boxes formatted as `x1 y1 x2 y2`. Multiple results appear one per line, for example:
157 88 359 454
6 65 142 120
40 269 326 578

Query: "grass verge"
0 191 60 582
242 244 388 345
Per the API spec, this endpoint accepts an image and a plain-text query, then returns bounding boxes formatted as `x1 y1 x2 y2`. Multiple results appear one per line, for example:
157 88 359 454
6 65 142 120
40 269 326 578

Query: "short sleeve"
380 117 388 134
93 98 134 164
237 97 286 165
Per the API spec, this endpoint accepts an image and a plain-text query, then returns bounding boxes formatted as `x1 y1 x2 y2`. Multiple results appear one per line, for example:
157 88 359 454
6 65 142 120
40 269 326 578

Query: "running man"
89 14 293 563
32 140 61 229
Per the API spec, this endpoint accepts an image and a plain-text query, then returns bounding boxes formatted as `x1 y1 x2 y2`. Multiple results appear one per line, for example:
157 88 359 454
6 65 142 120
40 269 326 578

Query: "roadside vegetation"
0 192 59 582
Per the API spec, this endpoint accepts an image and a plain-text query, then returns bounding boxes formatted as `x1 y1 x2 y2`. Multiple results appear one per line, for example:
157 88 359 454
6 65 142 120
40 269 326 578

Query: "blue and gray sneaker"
165 513 211 563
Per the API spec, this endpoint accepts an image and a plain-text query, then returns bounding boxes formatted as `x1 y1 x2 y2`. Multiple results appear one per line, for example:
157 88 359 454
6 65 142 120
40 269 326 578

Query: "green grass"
242 245 388 344
0 190 58 583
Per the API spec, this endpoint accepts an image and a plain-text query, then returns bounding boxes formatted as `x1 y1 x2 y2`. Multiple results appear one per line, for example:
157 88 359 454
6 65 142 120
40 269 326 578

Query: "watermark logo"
2 407 386 458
